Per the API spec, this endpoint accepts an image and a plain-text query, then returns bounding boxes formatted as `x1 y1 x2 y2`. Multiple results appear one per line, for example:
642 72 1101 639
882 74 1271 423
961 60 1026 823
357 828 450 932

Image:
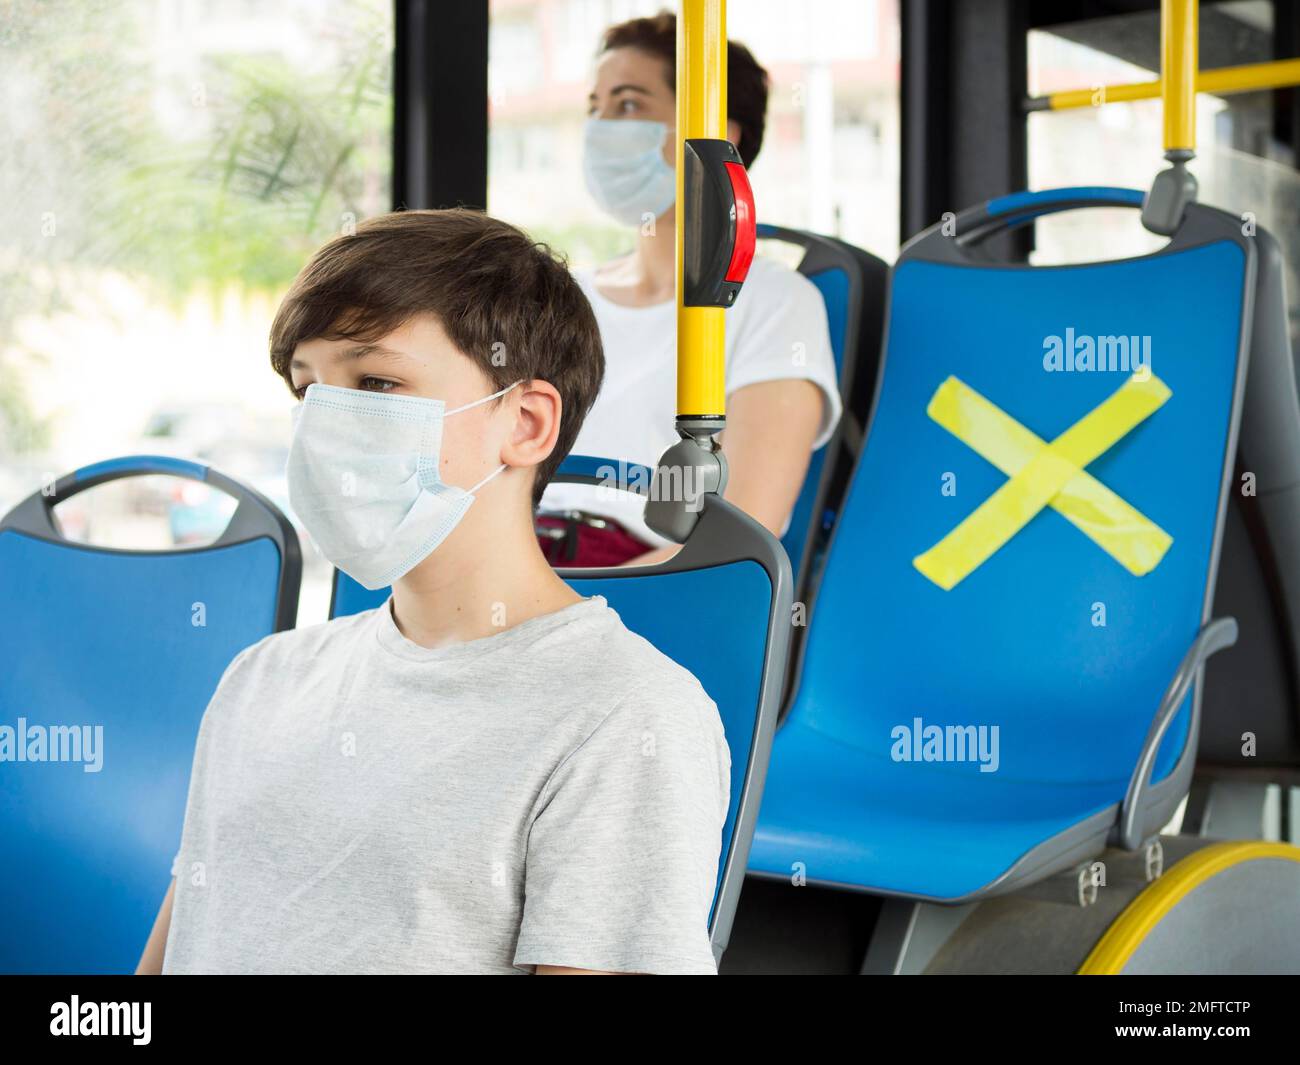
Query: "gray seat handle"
1119 616 1239 850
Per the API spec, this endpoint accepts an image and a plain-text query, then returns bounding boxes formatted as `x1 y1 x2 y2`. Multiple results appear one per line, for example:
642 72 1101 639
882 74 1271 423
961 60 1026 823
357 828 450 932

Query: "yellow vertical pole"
676 0 727 422
1162 0 1198 154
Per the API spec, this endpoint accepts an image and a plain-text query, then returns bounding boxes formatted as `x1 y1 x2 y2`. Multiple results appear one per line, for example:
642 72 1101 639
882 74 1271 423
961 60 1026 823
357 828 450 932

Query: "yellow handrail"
676 0 727 422
1042 58 1300 111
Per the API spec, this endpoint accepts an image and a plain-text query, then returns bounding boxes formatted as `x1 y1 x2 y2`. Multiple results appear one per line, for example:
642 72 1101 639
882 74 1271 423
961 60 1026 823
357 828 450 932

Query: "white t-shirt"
161 594 730 975
540 255 843 548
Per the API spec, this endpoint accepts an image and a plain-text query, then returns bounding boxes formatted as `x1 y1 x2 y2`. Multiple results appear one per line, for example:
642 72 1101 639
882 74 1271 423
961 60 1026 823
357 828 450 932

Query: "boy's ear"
501 379 562 476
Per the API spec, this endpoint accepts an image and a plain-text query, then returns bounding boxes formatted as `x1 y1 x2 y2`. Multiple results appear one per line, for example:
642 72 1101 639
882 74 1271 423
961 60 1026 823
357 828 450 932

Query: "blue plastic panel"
333 569 391 618
75 454 209 483
781 266 850 578
567 563 770 923
986 186 1145 217
554 454 653 493
0 531 284 972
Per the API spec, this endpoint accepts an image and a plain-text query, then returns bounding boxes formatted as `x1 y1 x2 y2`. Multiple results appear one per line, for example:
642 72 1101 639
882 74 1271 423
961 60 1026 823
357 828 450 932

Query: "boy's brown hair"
600 11 770 168
270 209 604 505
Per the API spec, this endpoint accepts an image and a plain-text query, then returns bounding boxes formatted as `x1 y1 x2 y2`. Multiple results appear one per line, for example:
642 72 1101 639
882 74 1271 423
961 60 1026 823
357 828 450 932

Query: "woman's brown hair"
600 10 771 168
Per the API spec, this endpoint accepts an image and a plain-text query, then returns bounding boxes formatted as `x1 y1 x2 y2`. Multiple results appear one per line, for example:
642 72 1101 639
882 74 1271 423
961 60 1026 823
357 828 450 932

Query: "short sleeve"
170 643 257 864
513 687 731 975
193 644 255 737
726 261 843 450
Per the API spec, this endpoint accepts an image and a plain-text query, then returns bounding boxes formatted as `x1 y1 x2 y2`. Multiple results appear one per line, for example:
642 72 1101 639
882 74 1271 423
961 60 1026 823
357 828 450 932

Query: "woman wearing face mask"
536 11 841 568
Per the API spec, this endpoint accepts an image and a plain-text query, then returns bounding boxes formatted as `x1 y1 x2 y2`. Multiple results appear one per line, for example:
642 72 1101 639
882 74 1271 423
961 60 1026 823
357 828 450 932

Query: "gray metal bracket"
644 430 729 544
1141 150 1198 236
1014 859 1104 907
859 898 978 975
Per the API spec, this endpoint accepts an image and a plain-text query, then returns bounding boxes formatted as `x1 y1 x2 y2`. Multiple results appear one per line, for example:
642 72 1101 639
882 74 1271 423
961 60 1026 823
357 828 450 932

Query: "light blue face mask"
582 117 677 228
286 380 522 590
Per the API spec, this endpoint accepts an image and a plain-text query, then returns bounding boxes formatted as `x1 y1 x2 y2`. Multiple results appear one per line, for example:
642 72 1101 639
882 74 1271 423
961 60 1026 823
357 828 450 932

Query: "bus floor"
719 876 883 974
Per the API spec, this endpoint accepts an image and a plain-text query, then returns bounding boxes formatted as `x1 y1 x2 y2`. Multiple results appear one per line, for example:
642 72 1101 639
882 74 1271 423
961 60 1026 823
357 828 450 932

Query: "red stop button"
723 161 756 284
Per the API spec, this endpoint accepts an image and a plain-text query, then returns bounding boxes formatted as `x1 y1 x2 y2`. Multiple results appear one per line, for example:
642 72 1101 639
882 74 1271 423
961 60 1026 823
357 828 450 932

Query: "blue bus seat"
755 224 887 597
748 188 1254 901
0 456 301 973
329 453 793 962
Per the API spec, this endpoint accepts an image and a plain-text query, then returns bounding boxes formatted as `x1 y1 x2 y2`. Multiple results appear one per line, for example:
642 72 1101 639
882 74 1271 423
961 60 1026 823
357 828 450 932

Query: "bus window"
487 0 901 264
0 0 395 626
1028 0 1300 338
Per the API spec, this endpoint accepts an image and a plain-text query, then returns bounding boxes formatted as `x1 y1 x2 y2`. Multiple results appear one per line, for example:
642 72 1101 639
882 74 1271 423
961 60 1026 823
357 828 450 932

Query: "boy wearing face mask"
135 209 730 976
535 12 841 568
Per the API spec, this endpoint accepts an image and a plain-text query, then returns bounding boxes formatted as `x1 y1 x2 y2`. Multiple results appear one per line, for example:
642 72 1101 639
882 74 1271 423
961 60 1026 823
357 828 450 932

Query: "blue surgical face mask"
582 117 677 227
286 380 522 590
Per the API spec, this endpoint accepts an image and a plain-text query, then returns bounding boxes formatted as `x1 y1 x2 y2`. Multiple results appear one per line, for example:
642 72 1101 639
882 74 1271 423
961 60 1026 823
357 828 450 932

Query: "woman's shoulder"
731 253 828 327
737 254 822 304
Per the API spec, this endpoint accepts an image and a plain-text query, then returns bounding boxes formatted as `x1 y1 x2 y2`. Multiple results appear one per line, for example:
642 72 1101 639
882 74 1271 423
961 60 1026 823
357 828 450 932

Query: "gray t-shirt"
161 594 730 975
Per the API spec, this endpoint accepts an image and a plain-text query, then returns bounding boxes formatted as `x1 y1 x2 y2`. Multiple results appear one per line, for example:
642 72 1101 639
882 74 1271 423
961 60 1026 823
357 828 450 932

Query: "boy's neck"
386 490 582 650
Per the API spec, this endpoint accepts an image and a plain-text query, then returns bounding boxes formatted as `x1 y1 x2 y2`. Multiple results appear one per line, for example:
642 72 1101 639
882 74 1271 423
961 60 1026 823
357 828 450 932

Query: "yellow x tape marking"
913 372 1174 590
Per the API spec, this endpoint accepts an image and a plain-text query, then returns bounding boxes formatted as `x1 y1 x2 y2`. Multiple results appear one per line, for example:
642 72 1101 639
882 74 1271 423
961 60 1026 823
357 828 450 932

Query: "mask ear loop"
466 462 508 495
445 379 524 416
451 380 525 494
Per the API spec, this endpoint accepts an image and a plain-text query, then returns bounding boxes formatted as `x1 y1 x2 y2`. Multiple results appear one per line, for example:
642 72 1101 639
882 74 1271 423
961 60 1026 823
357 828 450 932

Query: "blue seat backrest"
0 457 298 973
563 563 771 921
331 559 773 928
332 570 390 618
755 224 886 587
788 204 1250 793
781 266 849 579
